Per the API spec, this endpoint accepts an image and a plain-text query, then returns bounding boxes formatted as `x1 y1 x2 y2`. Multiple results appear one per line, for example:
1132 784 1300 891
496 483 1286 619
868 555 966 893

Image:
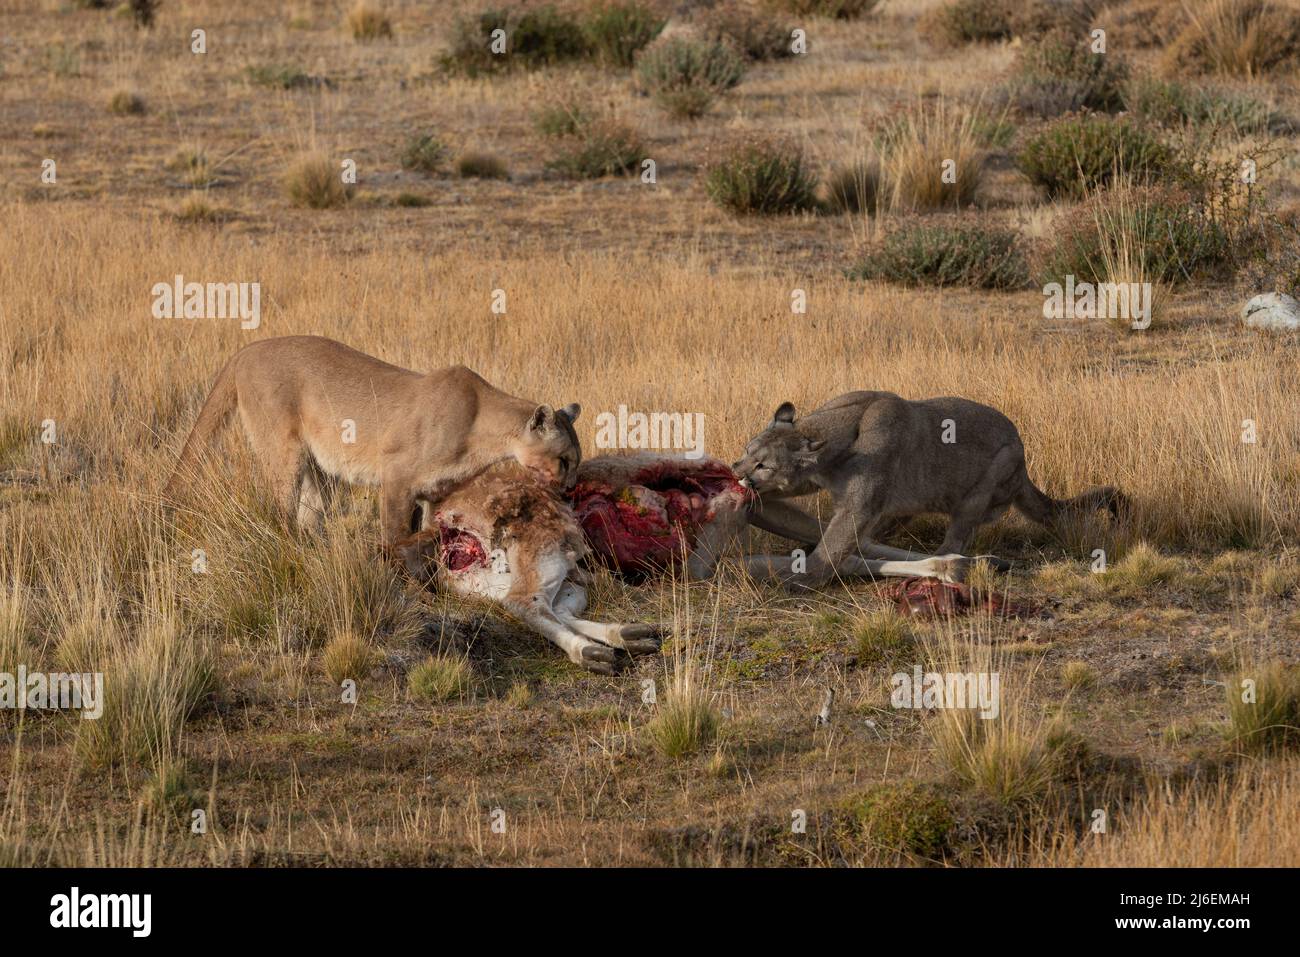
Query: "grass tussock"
408 654 473 703
456 151 510 180
346 2 393 41
106 88 145 116
1162 0 1300 77
322 632 377 687
282 152 353 208
1225 660 1300 754
853 607 914 665
883 98 986 211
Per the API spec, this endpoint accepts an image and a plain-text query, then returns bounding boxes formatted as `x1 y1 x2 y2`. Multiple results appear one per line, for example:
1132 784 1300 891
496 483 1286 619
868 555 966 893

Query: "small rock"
1242 292 1300 331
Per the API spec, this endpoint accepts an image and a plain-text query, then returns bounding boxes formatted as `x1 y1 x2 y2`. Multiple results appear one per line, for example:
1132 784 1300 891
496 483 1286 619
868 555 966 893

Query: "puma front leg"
746 497 826 547
785 486 884 591
380 479 423 575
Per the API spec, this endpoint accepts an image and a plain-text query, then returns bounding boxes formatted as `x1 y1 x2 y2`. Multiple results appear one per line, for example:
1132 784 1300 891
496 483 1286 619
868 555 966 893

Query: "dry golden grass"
1014 758 1300 866
3 0 1300 868
885 97 987 210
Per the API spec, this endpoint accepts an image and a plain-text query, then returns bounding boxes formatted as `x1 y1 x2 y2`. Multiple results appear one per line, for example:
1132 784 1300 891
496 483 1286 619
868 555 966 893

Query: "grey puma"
734 391 1125 588
165 335 583 553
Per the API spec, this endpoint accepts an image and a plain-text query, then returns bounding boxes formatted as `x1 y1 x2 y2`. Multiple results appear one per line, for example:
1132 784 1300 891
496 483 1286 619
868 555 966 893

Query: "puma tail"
1014 473 1127 527
163 358 239 502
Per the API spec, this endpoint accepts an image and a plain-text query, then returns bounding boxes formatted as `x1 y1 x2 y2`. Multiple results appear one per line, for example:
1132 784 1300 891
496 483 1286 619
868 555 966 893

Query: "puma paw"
780 570 831 593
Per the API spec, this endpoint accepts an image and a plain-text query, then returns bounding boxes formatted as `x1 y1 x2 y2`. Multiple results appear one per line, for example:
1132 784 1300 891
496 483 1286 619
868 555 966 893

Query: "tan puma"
165 336 583 551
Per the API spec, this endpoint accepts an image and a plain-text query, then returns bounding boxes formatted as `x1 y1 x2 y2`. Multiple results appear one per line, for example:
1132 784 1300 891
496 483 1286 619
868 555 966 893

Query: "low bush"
440 5 591 76
456 151 510 179
849 221 1030 289
583 1 666 68
544 117 646 179
703 138 820 215
400 132 449 174
695 1 794 61
635 35 745 119
765 0 881 19
1016 113 1178 199
1008 31 1129 117
1038 183 1233 291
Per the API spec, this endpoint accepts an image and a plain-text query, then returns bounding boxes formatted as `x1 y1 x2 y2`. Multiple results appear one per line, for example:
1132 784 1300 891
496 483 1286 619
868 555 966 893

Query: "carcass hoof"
580 643 632 675
619 624 663 656
933 555 973 584
972 553 1012 573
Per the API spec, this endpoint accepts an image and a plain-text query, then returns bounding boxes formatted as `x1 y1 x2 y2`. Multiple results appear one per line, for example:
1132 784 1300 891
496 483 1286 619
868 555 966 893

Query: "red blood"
438 524 488 571
569 460 749 578
881 578 1043 619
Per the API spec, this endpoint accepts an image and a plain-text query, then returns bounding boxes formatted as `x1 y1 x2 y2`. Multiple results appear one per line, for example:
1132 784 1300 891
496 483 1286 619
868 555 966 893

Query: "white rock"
1242 292 1300 331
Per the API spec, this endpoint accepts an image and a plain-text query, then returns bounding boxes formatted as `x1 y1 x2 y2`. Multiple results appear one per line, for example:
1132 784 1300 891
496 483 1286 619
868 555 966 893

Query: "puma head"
515 403 582 490
733 402 826 495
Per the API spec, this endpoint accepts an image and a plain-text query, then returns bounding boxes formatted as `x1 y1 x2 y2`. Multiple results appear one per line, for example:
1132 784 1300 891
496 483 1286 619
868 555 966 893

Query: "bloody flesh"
438 524 489 572
569 460 748 578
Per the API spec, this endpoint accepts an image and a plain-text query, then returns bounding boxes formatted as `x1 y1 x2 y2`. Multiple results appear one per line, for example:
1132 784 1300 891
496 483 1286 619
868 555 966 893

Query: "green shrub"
582 1 666 68
545 117 645 179
400 132 448 174
636 35 745 119
703 139 820 215
920 0 1015 46
851 781 955 859
440 5 591 76
1038 185 1234 288
1126 77 1291 135
766 0 881 19
849 221 1030 289
456 151 510 179
533 99 593 138
1010 31 1129 117
1016 114 1178 199
244 63 321 90
695 2 795 61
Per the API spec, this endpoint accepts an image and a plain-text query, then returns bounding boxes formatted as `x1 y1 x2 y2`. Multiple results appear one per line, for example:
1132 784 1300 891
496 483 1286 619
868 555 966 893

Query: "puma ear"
559 402 581 424
773 401 796 425
528 405 553 432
